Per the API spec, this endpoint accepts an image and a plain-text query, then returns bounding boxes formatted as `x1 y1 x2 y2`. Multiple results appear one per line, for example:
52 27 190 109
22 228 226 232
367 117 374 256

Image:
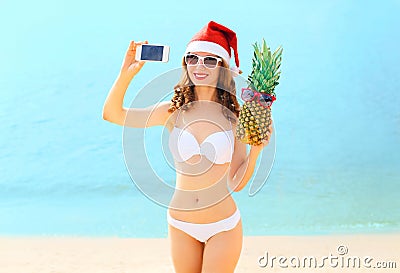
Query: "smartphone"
135 44 169 62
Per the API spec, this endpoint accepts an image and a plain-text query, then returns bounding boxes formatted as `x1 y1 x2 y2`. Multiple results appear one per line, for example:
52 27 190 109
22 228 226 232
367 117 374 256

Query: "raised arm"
102 40 171 128
228 121 273 192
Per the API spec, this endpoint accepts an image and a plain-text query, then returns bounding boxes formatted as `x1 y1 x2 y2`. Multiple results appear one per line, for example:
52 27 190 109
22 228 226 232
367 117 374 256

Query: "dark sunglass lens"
203 57 218 68
259 94 272 107
260 93 272 101
241 89 255 101
185 54 198 65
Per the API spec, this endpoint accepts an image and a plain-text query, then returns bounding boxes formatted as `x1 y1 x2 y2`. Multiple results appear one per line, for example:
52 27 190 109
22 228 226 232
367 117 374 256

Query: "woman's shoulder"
156 100 178 131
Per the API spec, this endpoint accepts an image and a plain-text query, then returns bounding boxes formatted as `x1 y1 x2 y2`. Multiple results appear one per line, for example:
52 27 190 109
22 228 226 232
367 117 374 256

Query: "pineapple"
236 39 283 146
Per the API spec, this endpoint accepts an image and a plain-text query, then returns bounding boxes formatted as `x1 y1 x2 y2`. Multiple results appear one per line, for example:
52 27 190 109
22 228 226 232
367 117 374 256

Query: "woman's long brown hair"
167 59 240 124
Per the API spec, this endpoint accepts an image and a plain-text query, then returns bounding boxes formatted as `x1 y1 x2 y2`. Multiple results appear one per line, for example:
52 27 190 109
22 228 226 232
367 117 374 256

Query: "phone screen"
141 45 164 61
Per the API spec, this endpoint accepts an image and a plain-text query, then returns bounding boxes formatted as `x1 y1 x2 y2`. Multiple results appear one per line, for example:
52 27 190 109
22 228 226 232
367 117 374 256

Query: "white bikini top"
168 107 235 165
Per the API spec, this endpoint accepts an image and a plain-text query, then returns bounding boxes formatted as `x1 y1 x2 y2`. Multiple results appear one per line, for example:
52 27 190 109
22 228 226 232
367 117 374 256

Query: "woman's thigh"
201 220 243 273
168 224 205 273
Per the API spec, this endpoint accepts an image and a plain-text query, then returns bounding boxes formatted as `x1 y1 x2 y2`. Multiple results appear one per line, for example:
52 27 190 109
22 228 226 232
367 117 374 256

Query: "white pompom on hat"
185 21 241 76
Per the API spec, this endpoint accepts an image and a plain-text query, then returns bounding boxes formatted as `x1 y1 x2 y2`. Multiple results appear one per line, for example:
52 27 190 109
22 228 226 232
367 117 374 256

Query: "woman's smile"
193 72 209 80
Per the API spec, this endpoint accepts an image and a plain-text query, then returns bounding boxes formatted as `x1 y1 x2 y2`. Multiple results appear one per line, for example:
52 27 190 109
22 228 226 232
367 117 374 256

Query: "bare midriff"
168 154 237 224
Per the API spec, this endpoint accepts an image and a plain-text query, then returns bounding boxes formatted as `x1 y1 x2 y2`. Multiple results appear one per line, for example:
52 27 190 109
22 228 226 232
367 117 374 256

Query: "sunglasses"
184 53 222 69
241 88 276 108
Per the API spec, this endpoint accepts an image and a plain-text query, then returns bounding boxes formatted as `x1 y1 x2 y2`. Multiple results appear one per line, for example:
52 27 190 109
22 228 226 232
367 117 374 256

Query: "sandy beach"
0 233 398 273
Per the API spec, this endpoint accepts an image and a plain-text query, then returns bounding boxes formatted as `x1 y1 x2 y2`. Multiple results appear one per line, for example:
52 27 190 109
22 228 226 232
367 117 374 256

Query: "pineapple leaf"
249 39 283 95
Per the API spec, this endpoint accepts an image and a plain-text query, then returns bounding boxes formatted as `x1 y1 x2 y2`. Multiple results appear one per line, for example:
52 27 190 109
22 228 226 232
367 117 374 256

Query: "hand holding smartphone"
135 44 170 63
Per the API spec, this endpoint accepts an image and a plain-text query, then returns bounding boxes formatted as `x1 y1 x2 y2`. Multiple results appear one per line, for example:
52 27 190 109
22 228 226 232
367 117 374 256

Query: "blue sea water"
0 0 399 237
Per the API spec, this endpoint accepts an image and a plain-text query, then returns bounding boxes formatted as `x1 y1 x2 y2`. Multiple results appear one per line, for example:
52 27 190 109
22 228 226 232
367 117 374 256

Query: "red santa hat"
185 21 241 76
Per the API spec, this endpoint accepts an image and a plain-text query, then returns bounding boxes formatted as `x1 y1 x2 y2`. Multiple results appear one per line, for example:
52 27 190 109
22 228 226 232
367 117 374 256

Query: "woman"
103 21 273 273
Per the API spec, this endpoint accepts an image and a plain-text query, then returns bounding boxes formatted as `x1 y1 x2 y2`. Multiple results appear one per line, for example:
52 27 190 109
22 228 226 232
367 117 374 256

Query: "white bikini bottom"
167 208 241 243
